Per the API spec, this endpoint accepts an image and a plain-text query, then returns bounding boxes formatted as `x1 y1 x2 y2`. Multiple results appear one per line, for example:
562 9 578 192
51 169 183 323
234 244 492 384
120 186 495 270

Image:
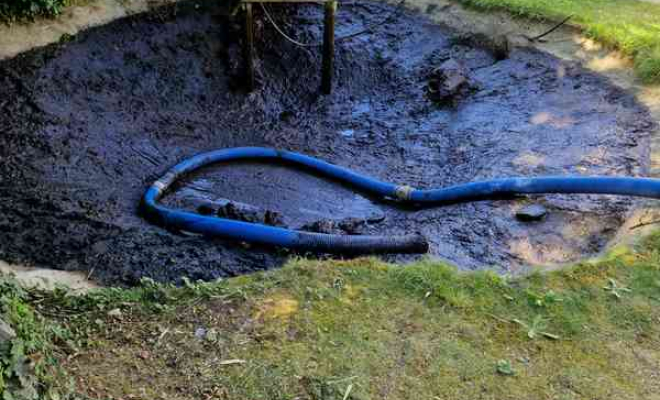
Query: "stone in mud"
195 199 285 227
263 210 285 227
516 204 548 222
338 217 367 235
299 219 341 234
218 201 285 227
427 59 471 104
300 215 385 235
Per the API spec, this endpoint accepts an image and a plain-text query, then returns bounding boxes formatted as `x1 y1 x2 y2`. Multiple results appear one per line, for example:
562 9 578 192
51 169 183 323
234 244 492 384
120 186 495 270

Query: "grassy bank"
2 232 660 399
456 0 660 83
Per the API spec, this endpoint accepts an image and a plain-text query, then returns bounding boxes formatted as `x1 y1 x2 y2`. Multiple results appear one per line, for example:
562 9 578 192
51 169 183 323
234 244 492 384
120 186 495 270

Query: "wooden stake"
321 1 336 94
244 2 255 92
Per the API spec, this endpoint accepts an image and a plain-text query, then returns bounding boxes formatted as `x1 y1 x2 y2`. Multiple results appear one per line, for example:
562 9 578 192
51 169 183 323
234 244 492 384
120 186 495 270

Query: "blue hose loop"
141 147 428 254
142 147 660 255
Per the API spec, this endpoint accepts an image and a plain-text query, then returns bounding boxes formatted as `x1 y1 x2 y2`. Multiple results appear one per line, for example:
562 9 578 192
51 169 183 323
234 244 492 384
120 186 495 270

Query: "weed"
496 359 515 376
603 278 632 299
513 315 560 340
526 289 563 308
0 276 70 399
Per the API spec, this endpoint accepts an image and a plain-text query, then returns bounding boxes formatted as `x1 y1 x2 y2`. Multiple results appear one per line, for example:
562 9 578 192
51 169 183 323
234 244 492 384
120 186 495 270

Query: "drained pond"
0 0 653 285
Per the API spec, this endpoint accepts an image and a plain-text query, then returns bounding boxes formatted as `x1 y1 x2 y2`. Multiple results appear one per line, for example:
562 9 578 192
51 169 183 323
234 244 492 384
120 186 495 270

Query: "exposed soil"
0 0 653 285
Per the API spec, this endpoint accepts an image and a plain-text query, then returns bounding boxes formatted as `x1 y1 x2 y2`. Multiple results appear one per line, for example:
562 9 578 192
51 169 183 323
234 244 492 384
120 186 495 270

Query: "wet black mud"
0 1 653 284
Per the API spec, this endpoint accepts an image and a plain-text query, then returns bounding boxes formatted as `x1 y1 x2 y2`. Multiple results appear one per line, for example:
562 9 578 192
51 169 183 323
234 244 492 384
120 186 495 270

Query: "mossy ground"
455 0 660 83
3 232 660 399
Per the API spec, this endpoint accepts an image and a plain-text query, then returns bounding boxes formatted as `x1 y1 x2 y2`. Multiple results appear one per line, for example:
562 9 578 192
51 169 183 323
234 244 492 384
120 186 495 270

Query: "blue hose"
142 147 660 254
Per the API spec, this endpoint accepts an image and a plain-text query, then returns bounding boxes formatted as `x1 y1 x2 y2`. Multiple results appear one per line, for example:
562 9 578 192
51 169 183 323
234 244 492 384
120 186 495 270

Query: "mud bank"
0 1 653 285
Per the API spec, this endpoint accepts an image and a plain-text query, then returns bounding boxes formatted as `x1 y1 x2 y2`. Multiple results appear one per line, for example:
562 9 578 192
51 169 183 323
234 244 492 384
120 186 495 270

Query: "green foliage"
496 359 515 376
0 276 70 400
0 0 68 22
603 278 632 299
513 315 560 340
301 377 362 400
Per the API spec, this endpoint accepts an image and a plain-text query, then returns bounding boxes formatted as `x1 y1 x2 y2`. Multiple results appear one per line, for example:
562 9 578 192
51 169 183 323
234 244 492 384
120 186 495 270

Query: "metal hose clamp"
394 185 414 201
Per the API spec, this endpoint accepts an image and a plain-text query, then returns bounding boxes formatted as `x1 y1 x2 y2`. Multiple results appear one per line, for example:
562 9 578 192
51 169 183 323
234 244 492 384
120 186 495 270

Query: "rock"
217 201 262 223
0 318 16 344
218 201 285 227
427 59 470 103
300 214 386 235
194 327 207 339
299 219 341 234
195 199 286 227
263 210 285 227
516 204 547 222
338 217 368 235
107 308 123 319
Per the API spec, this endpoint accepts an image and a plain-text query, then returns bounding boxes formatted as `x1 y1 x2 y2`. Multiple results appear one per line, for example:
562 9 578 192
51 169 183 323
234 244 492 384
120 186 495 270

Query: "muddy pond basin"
0 0 653 285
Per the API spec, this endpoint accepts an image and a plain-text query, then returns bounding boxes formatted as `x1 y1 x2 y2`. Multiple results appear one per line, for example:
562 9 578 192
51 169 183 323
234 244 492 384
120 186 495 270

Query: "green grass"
456 0 660 83
2 231 660 399
0 277 73 399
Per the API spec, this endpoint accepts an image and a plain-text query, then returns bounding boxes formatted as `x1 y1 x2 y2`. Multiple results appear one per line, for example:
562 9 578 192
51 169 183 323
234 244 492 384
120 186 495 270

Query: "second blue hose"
142 147 660 254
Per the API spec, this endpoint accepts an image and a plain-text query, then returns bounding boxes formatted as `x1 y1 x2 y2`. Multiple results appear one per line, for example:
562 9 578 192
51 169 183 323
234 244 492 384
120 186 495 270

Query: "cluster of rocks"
298 214 385 235
426 59 474 104
197 199 285 227
196 199 386 235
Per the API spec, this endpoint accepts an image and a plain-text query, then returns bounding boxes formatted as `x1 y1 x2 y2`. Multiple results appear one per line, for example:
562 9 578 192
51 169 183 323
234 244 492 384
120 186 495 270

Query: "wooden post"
321 1 336 94
244 2 255 92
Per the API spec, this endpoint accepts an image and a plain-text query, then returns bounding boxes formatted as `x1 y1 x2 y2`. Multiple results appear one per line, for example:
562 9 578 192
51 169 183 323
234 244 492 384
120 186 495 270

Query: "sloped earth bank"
0 0 654 285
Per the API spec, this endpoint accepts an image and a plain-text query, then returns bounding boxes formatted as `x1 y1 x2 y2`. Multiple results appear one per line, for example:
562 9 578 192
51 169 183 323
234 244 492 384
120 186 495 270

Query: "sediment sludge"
0 0 653 285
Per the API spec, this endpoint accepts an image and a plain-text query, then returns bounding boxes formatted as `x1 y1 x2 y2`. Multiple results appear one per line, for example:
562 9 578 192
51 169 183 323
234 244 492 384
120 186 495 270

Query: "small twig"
529 15 573 42
155 328 170 346
342 383 354 400
218 359 246 366
486 313 511 324
629 219 660 230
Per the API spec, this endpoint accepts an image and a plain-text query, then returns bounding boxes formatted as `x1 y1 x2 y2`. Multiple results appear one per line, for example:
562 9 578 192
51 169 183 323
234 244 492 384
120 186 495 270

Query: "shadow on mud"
0 0 653 285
